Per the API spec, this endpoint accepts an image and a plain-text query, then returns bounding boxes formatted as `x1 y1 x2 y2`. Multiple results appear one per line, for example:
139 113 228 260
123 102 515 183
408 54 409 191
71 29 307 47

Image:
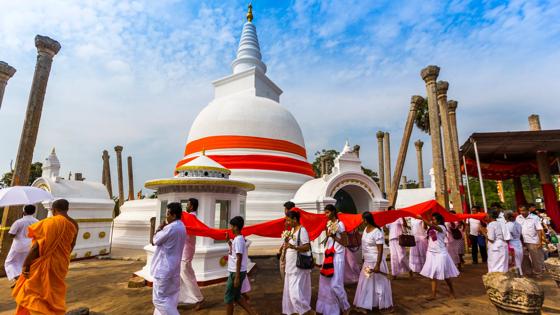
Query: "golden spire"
247 3 253 22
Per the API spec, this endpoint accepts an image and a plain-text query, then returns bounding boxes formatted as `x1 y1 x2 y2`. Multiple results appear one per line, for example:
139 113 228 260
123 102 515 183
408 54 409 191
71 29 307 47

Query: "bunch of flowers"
281 230 293 240
364 266 374 278
327 220 339 236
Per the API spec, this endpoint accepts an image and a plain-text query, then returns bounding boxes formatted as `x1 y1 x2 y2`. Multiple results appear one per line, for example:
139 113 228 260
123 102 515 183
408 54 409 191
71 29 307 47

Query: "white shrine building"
32 149 114 260
135 153 255 283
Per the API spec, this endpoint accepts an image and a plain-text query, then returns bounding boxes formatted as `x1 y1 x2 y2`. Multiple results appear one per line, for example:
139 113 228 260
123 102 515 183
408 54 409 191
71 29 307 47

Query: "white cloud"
1 0 559 199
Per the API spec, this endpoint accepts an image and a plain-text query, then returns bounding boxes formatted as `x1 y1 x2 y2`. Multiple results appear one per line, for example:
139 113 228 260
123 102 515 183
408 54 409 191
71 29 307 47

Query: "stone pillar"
437 81 462 211
401 176 408 189
376 131 385 194
0 35 61 276
101 150 113 198
127 156 134 201
383 132 392 195
114 145 124 206
415 140 425 188
0 61 16 110
389 95 424 206
421 65 448 208
528 114 541 131
447 100 462 194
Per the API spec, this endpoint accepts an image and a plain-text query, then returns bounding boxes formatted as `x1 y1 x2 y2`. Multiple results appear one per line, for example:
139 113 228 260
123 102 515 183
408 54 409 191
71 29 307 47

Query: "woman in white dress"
486 210 509 273
409 217 428 273
505 211 523 275
282 210 313 315
419 212 459 300
353 212 393 314
317 204 351 315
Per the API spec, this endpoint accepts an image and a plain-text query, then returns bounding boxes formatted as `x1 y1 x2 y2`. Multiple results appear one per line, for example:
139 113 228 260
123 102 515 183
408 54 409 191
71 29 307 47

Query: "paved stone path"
1 257 559 314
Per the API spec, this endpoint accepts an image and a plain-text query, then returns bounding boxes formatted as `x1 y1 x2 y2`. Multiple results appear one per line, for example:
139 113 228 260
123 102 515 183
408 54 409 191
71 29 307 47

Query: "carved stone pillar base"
544 257 560 287
482 271 544 315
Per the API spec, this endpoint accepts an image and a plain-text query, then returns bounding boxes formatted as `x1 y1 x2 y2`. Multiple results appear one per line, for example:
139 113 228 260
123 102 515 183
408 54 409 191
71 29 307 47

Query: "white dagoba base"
111 199 160 259
135 240 255 285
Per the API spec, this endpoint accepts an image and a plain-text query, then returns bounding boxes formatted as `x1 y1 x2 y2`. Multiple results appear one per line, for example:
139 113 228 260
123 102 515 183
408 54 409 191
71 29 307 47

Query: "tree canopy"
0 162 43 188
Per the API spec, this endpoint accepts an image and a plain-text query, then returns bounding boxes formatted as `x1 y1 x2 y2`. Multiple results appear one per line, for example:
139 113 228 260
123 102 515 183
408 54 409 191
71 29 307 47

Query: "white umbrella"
0 186 53 207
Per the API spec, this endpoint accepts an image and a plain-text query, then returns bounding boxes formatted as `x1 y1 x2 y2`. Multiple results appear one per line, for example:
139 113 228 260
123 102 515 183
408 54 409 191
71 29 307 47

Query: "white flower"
327 220 339 235
281 230 293 240
364 266 373 278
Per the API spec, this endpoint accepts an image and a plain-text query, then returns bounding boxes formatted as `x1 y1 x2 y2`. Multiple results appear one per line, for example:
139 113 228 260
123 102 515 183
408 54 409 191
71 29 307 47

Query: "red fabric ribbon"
181 200 487 241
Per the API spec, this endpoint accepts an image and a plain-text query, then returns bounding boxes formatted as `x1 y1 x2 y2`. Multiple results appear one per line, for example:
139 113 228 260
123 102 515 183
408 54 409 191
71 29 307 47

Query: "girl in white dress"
282 210 313 315
409 217 428 273
387 215 412 279
353 212 393 314
317 204 351 315
486 210 509 273
505 211 523 275
419 213 459 300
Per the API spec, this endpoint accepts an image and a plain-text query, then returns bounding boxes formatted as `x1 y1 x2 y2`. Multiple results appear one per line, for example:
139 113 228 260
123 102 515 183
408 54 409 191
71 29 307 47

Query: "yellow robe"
12 215 78 315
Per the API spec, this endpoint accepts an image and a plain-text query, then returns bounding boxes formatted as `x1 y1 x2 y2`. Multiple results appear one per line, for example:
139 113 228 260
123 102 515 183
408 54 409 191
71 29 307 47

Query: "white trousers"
4 248 28 281
179 260 204 304
153 276 180 315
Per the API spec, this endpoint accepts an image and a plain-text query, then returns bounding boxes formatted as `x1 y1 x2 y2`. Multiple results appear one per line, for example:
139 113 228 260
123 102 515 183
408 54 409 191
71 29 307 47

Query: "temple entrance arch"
333 184 372 214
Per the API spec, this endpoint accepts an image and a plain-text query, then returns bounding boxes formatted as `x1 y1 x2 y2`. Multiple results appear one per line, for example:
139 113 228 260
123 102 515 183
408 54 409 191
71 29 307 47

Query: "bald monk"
12 199 78 315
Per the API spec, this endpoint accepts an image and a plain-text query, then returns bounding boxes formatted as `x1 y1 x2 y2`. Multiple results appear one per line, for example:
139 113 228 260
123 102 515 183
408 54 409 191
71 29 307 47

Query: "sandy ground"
1 257 559 315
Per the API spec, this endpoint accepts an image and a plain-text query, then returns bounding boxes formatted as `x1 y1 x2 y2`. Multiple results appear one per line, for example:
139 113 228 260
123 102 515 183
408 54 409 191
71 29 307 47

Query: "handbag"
296 228 314 269
398 223 416 247
450 223 463 240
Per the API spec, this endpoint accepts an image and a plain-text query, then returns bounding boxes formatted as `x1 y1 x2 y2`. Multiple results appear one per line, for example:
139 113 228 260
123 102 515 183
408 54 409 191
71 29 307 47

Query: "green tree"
414 97 430 134
312 149 378 183
0 162 43 188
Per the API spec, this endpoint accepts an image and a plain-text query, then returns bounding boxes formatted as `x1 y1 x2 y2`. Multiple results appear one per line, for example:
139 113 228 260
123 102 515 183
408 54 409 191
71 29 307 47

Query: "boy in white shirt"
516 205 546 276
4 205 38 286
225 216 257 315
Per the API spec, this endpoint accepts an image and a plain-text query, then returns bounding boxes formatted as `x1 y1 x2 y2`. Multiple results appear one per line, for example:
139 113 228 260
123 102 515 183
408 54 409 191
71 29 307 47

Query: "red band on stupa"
184 135 308 158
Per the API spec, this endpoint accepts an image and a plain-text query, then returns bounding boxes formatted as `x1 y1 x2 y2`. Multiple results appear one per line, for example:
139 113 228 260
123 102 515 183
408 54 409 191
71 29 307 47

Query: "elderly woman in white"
282 210 313 315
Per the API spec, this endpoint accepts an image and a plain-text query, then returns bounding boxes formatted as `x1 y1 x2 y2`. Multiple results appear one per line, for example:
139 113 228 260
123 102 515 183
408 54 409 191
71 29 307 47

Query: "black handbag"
295 228 314 269
398 224 416 247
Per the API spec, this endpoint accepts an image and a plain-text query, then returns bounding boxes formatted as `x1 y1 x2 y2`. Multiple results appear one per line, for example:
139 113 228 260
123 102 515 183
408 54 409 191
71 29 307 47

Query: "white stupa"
175 5 314 252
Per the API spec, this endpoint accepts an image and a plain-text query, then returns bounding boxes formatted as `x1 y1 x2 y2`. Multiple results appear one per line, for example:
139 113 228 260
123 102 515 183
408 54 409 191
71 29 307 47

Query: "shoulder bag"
296 228 314 269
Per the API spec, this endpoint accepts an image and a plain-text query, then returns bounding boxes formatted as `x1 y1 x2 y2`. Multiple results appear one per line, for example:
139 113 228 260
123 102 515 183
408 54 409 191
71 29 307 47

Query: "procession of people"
4 198 558 315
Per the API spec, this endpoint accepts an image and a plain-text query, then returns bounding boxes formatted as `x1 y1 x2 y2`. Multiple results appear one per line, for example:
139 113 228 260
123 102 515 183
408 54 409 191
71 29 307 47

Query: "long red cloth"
181 200 487 241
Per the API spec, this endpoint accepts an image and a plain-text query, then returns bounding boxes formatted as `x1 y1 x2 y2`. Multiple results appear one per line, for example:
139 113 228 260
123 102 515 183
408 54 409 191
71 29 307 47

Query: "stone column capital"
376 131 385 140
410 95 424 109
436 81 449 97
114 145 123 153
0 61 16 82
414 139 424 150
447 100 458 112
421 65 440 83
35 35 61 57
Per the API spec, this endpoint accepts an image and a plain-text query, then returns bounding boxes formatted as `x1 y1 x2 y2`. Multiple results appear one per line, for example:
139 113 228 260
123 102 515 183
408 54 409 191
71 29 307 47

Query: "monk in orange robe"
12 199 78 315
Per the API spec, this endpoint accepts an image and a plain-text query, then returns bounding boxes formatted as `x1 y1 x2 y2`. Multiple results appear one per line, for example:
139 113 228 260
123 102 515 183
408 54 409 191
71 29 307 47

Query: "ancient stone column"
114 145 124 206
383 132 392 195
421 65 448 208
447 100 462 201
437 81 462 211
415 140 425 188
0 35 61 275
376 131 385 194
528 114 541 131
102 150 113 198
127 156 134 201
389 95 424 206
0 61 16 110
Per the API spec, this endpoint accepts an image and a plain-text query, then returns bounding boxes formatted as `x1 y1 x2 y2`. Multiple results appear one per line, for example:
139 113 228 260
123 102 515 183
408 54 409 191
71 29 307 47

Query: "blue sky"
1 0 559 196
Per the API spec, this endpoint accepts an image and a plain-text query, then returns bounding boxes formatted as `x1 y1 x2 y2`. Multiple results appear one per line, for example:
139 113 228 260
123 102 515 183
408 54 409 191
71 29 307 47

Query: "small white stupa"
135 153 255 284
32 148 114 259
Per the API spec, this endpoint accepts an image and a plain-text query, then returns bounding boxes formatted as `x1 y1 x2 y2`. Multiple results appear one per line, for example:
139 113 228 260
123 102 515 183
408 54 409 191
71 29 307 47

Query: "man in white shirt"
178 198 204 309
466 206 487 264
151 202 187 315
4 205 39 286
516 205 545 277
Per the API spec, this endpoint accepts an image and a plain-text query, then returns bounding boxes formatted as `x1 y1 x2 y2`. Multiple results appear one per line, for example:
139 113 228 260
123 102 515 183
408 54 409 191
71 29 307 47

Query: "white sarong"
317 252 351 315
153 276 180 315
179 260 204 304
